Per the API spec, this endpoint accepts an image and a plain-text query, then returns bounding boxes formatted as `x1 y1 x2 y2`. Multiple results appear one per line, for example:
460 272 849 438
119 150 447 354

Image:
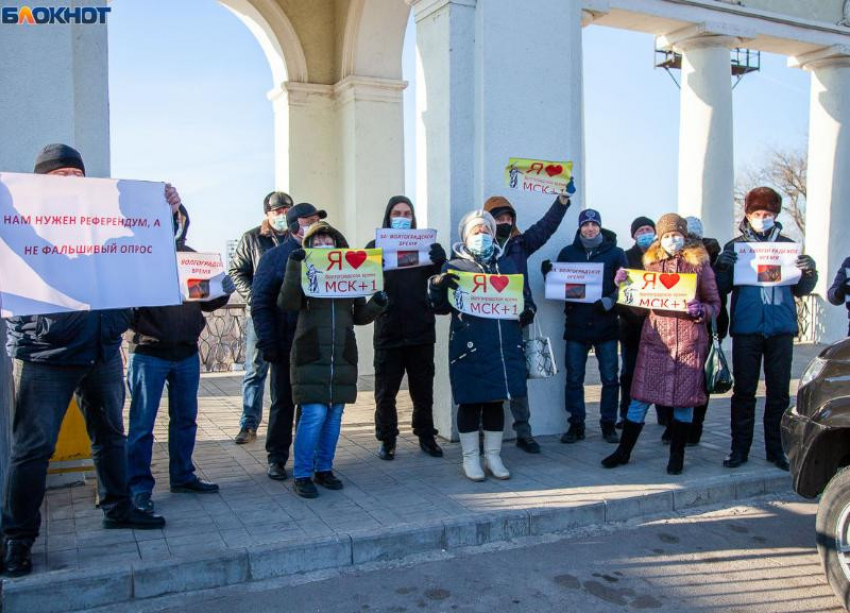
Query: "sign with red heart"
504 157 573 196
301 248 384 298
447 270 524 320
616 268 697 313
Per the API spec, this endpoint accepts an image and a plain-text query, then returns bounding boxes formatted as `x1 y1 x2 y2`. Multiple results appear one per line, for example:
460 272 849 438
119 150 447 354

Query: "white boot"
459 432 485 481
482 431 510 479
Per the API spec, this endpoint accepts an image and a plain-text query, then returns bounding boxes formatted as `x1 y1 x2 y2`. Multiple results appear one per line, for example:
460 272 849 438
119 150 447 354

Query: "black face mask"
496 223 513 239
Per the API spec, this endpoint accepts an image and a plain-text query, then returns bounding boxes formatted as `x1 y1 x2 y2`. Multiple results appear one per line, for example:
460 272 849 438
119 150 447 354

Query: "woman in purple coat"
602 214 721 475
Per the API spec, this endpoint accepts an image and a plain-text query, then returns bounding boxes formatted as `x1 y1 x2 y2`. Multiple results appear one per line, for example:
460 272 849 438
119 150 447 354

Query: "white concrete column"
659 26 743 244
408 0 477 440
791 46 850 342
473 0 583 438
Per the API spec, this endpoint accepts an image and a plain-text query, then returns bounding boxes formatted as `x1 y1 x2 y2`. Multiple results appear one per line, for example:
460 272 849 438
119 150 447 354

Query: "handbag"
704 313 733 394
524 321 558 380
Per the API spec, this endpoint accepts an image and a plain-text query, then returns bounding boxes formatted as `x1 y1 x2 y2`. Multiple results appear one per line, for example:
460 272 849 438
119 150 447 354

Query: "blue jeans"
240 316 269 430
564 340 619 426
627 401 693 424
126 353 201 496
293 403 344 479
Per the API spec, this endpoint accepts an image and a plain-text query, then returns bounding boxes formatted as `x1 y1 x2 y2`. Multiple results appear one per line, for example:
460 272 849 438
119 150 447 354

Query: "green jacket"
279 222 385 405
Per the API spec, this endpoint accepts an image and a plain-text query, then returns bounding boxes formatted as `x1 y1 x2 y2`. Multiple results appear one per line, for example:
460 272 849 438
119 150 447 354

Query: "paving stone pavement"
24 343 823 582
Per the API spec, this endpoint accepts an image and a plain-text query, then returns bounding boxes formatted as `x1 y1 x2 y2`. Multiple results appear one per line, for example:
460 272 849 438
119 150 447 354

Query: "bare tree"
734 147 807 240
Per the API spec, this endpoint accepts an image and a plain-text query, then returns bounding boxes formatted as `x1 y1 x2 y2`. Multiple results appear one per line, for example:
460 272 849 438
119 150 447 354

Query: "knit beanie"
630 216 656 237
33 143 85 175
744 187 782 216
685 216 704 238
458 209 497 244
578 209 601 227
656 213 688 237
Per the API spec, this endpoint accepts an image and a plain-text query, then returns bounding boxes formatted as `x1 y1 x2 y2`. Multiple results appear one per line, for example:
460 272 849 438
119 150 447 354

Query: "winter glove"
796 254 816 274
715 250 737 271
594 297 614 314
614 268 628 286
558 178 576 205
289 248 306 262
429 243 448 267
519 308 535 327
371 290 389 308
686 299 706 320
432 272 459 290
541 260 553 277
221 275 236 295
262 346 283 364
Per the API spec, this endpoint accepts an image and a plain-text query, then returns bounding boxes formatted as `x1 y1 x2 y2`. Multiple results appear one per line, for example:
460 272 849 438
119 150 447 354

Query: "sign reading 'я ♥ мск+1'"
616 268 697 313
448 271 524 320
300 248 383 298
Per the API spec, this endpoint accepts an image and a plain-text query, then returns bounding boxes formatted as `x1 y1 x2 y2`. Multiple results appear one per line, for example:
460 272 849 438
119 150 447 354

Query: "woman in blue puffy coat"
428 210 527 482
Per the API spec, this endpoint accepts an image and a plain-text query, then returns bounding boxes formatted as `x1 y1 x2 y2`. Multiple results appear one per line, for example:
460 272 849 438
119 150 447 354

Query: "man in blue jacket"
251 203 323 480
2 144 171 577
542 209 627 445
714 187 817 471
482 185 573 453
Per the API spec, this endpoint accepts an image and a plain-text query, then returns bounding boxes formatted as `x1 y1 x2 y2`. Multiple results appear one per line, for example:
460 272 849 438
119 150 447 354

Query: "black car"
782 337 850 611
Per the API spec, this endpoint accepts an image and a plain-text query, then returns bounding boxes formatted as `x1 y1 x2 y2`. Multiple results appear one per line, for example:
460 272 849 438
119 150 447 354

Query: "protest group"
0 141 848 579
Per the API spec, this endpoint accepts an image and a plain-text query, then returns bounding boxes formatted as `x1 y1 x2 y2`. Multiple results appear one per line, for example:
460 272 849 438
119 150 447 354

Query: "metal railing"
795 294 817 344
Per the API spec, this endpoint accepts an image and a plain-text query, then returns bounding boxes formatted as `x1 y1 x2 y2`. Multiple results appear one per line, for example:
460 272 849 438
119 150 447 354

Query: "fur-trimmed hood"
303 220 349 248
643 239 709 268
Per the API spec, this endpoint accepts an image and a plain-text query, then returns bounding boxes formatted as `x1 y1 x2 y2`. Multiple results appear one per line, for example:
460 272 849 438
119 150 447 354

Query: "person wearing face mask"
280 223 388 498
542 209 628 446
427 210 527 481
365 196 448 461
482 184 573 454
617 217 660 430
714 187 818 471
229 191 293 446
250 202 326 481
603 214 721 475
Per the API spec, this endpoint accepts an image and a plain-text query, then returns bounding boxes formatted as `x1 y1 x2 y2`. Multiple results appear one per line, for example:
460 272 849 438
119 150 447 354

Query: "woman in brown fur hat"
602 213 721 474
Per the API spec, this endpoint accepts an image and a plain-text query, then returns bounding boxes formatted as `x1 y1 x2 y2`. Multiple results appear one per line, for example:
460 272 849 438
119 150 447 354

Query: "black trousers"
730 333 794 458
457 402 504 433
374 344 437 441
266 362 296 465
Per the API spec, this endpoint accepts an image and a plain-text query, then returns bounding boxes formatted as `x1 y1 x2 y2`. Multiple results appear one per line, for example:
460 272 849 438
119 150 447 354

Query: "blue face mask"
661 236 685 255
390 217 412 230
467 233 494 259
270 216 288 232
636 233 656 250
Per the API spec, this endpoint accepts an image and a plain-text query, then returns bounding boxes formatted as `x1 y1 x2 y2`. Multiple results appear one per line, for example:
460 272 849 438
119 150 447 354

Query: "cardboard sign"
504 158 573 195
375 228 437 270
177 252 226 302
545 262 604 303
447 271 524 320
301 248 383 298
617 268 697 312
733 242 802 287
0 172 182 318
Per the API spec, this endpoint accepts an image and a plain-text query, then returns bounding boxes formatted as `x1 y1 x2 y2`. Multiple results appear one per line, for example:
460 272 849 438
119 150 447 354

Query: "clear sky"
108 1 811 255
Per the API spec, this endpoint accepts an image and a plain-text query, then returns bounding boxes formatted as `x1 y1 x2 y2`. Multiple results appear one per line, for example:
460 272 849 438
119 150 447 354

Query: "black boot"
378 439 396 461
601 421 644 468
661 424 672 445
3 540 32 577
666 420 690 475
656 406 672 426
688 404 707 446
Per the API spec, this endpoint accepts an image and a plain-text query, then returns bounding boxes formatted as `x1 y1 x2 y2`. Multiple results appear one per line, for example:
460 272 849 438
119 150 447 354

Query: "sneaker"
234 428 257 445
560 423 585 444
103 508 165 530
314 471 344 490
601 423 620 444
293 477 318 499
170 478 219 494
516 437 541 454
133 492 154 514
3 540 32 578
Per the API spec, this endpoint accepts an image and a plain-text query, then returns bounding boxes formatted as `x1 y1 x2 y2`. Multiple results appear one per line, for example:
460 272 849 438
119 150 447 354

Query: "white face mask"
299 223 313 236
749 216 775 233
661 236 684 255
312 243 334 249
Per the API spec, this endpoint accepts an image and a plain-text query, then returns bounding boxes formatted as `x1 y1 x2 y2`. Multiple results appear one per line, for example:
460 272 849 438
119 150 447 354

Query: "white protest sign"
375 228 437 270
177 252 226 302
545 262 604 303
733 242 802 287
0 172 182 318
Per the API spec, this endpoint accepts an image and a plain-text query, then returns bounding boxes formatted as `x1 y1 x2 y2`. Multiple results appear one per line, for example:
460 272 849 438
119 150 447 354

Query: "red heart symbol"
345 250 368 269
545 164 563 177
659 273 680 290
490 275 510 293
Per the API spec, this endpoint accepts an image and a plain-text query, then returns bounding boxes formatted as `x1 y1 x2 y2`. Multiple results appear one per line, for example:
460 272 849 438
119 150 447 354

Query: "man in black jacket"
2 144 170 577
126 212 235 513
367 196 447 460
229 191 293 444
